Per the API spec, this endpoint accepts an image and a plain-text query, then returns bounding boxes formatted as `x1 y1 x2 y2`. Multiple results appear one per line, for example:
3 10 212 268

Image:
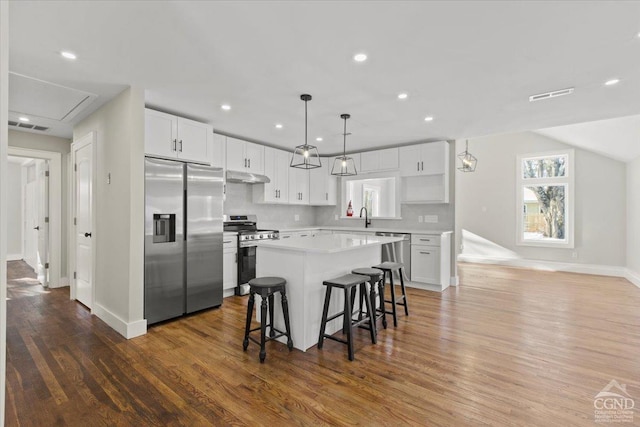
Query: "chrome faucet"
359 207 371 228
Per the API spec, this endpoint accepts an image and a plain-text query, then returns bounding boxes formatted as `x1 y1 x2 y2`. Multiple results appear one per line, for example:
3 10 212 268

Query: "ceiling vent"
8 120 49 132
529 87 574 102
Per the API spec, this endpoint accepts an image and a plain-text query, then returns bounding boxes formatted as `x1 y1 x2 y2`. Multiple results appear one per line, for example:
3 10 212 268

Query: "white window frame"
516 149 574 248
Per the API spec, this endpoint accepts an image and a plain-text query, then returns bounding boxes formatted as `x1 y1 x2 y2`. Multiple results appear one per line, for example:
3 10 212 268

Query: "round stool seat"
352 267 384 279
249 277 286 288
373 261 404 271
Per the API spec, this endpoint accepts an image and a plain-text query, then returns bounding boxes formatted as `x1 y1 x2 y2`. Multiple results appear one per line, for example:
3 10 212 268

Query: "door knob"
84 232 92 238
34 226 40 230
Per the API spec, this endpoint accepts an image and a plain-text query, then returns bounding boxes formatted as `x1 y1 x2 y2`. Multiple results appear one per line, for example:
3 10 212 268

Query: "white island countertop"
254 233 404 254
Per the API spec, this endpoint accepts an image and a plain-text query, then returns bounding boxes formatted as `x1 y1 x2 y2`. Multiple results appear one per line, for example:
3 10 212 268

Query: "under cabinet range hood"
226 170 271 184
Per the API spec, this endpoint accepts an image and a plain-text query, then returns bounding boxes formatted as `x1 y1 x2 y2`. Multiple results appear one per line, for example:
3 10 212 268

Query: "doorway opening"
6 155 50 295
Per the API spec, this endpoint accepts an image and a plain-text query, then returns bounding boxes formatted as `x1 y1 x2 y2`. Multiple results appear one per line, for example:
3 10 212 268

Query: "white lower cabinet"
410 233 451 290
223 235 237 297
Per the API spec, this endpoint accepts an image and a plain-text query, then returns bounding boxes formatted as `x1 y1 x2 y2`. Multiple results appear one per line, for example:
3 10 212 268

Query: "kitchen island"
255 233 404 351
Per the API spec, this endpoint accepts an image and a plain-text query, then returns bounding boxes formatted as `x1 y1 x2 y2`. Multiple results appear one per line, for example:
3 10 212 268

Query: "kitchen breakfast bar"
255 233 404 351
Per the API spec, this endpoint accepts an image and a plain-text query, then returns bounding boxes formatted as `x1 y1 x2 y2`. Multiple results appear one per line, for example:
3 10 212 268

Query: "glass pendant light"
331 114 357 176
290 94 322 169
457 140 477 172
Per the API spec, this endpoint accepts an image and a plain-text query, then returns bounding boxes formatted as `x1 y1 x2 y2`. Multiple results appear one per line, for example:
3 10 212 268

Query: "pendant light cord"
343 116 347 157
304 98 308 147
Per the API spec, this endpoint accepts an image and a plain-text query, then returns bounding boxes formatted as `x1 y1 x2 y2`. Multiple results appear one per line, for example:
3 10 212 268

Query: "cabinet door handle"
223 240 232 244
173 139 177 151
417 161 419 172
283 236 291 239
420 251 431 255
179 139 183 152
235 253 238 263
248 158 251 168
325 192 328 201
421 161 424 171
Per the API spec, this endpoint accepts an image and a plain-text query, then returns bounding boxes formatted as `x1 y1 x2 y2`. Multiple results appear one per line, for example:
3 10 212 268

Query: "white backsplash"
224 182 316 228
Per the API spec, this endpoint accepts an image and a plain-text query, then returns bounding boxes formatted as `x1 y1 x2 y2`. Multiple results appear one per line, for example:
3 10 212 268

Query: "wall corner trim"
93 303 147 339
449 276 459 286
625 269 640 289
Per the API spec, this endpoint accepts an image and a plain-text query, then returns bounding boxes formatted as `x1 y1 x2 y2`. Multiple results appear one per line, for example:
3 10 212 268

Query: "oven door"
237 245 256 295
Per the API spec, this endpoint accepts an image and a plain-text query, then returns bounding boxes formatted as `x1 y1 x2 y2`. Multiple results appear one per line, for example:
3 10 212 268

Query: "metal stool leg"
362 282 376 344
344 287 355 361
379 277 388 329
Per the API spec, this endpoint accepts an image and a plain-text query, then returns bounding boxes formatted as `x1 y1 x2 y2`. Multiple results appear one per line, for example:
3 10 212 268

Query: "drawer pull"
420 251 431 255
223 240 232 244
420 238 431 242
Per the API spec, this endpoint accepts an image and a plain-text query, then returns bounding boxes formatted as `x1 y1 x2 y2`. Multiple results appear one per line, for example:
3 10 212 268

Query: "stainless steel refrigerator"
144 157 224 324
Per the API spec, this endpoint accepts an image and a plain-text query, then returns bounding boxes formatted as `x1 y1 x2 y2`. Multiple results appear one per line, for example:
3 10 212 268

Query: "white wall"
627 156 640 283
6 161 22 258
73 86 146 338
9 130 71 277
456 131 627 269
0 1 9 423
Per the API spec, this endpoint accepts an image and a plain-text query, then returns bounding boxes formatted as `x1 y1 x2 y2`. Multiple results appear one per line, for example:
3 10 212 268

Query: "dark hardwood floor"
5 260 640 426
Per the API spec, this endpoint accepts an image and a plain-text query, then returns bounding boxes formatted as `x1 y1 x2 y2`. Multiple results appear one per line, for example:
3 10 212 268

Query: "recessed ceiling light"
316 137 323 142
605 78 620 86
353 53 367 62
19 117 30 122
398 93 408 100
275 123 283 129
221 104 231 111
60 51 77 60
424 116 434 122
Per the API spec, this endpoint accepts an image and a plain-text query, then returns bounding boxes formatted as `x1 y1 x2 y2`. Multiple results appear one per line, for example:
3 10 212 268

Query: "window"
342 174 401 219
516 150 574 248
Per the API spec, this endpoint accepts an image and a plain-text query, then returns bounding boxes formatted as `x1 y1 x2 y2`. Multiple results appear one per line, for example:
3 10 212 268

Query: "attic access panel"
9 72 97 122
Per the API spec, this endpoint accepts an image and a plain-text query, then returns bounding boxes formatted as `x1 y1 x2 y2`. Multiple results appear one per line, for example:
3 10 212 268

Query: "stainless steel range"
223 215 279 295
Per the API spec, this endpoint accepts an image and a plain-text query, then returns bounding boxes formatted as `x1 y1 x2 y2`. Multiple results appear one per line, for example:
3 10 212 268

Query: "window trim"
516 149 574 248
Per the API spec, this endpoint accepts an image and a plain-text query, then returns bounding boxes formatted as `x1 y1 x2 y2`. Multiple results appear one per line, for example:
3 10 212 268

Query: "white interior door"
36 160 49 286
24 179 38 270
74 140 93 308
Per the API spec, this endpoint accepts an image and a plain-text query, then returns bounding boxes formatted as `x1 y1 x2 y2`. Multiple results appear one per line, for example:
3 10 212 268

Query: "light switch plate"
418 216 423 223
294 214 300 222
424 215 438 223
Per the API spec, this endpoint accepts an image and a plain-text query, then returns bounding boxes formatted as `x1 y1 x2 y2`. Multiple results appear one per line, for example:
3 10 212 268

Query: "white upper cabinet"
309 158 337 206
399 141 447 177
253 146 289 204
288 156 310 205
226 137 265 174
144 109 212 164
211 133 226 169
360 148 399 173
400 141 450 203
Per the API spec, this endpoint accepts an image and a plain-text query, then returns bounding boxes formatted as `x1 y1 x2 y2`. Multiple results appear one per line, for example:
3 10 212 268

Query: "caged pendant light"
331 114 357 176
290 94 322 169
457 140 477 172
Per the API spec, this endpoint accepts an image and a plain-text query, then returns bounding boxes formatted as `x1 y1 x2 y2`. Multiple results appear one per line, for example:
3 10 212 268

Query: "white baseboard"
93 303 147 339
49 276 69 289
458 254 627 278
7 253 22 261
450 276 459 287
625 269 640 289
406 280 448 292
223 288 235 298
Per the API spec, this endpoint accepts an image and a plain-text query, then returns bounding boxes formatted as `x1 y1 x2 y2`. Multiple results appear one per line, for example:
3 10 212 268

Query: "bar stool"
351 267 387 333
372 262 409 327
243 277 293 363
317 274 376 361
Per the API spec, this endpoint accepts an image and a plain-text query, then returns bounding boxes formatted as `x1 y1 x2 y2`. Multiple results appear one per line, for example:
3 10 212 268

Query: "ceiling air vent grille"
529 87 574 102
8 121 50 132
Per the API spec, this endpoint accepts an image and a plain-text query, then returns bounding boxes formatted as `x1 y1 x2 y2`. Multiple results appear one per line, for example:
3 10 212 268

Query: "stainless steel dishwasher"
375 232 411 282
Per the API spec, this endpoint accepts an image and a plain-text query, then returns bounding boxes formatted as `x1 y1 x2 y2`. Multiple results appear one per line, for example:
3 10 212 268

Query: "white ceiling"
537 114 640 163
8 1 640 155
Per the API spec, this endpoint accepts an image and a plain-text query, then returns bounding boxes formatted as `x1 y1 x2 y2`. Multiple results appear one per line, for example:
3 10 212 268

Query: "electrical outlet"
424 215 438 223
572 251 578 259
294 214 300 222
418 216 424 223
335 214 339 221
